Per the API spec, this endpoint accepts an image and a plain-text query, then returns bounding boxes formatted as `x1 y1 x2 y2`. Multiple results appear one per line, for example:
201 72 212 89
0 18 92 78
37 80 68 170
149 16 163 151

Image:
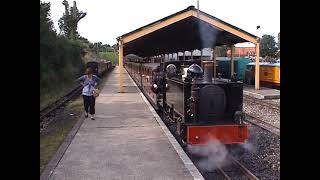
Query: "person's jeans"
83 95 95 115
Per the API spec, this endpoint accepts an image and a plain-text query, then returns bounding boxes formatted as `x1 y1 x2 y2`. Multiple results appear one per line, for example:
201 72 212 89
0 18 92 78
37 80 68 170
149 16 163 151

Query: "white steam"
241 142 256 153
198 20 220 48
187 140 229 172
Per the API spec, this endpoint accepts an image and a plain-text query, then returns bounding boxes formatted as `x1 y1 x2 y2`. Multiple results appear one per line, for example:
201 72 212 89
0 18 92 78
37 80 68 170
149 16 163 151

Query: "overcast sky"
43 0 279 47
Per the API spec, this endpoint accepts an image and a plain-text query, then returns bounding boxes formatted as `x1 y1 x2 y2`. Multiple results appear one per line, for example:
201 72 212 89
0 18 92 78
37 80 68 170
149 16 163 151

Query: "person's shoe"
85 113 88 118
91 115 95 120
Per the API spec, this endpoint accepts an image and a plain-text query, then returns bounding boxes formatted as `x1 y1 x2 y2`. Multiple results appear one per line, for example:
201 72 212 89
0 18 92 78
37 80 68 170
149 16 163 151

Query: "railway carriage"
86 60 113 77
245 61 280 89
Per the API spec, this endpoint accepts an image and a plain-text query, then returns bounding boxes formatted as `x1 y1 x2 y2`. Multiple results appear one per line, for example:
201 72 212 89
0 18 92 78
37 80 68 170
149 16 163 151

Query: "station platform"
243 85 280 99
45 66 203 180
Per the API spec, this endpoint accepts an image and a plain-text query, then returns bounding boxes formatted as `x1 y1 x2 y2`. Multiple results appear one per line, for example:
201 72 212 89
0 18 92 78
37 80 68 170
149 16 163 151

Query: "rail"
245 113 280 136
243 95 280 111
218 156 259 180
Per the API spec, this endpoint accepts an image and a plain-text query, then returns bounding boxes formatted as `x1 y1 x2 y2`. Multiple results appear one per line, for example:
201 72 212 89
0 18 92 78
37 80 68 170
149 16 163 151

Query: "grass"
40 70 112 175
40 81 77 110
40 97 83 174
99 51 118 65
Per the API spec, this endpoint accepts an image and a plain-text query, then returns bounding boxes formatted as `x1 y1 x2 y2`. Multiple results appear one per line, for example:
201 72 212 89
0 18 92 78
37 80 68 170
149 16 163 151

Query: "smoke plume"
198 20 220 48
187 140 229 172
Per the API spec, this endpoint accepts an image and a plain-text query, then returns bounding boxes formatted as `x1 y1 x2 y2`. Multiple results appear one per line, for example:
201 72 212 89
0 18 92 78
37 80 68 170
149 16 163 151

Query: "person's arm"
94 76 101 87
77 75 85 86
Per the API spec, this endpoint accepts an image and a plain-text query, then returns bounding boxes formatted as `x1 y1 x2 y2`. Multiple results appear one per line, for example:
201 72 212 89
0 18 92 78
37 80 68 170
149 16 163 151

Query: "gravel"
262 99 280 107
244 99 280 128
230 125 280 180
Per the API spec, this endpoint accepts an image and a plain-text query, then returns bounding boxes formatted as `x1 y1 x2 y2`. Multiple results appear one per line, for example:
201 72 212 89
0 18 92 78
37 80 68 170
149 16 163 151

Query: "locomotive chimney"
203 61 213 83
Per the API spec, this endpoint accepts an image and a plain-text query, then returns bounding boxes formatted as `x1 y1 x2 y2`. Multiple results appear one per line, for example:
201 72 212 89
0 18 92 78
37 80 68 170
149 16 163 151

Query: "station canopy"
117 6 258 57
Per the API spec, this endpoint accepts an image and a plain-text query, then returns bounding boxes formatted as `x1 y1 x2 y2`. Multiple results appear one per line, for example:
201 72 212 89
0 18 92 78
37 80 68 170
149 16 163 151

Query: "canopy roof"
117 6 258 57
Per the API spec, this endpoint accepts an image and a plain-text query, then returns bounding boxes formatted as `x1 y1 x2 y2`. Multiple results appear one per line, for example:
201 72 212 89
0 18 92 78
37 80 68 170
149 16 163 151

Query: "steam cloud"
188 140 257 172
241 142 256 153
198 20 220 48
187 140 229 172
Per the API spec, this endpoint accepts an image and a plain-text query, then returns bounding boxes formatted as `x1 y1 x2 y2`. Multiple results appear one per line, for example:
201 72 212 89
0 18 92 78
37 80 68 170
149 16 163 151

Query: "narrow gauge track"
243 95 280 111
40 65 114 130
217 156 259 180
40 85 82 123
245 113 280 136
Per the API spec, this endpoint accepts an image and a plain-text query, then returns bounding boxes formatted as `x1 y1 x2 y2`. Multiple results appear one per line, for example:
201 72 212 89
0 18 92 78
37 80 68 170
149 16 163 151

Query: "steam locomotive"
125 60 248 145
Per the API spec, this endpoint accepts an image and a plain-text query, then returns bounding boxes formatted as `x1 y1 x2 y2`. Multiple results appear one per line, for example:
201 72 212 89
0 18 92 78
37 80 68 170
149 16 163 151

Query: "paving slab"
243 85 280 99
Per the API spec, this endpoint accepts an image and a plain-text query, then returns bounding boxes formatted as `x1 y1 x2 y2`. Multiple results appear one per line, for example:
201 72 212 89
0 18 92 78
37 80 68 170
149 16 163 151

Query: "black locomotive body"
125 60 248 145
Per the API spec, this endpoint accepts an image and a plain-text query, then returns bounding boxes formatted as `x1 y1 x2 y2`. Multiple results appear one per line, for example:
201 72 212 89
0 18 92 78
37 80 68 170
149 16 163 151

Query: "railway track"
40 85 82 123
245 113 280 136
40 67 114 132
218 156 259 180
243 95 280 111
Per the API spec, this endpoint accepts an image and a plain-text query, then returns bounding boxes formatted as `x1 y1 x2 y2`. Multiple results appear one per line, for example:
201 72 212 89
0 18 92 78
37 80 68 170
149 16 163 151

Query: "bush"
99 52 118 65
40 2 85 108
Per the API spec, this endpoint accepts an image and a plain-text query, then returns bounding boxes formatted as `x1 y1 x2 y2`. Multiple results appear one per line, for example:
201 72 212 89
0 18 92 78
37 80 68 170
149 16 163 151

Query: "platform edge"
125 68 204 180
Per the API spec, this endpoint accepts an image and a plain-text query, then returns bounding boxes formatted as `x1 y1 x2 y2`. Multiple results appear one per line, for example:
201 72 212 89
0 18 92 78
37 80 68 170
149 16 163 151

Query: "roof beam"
122 10 194 44
193 11 258 44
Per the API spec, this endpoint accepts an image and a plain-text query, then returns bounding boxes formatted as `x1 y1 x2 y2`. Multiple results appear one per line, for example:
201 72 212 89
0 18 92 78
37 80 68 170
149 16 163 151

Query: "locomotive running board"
187 124 249 145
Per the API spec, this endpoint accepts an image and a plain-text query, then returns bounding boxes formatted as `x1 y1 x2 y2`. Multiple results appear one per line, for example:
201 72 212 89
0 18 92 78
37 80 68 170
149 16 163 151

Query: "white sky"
43 0 279 47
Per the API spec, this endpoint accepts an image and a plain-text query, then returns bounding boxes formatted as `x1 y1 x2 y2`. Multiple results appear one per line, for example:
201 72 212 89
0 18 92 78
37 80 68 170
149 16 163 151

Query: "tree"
112 44 118 52
40 2 54 33
92 42 102 54
58 0 87 40
40 1 85 102
260 34 278 57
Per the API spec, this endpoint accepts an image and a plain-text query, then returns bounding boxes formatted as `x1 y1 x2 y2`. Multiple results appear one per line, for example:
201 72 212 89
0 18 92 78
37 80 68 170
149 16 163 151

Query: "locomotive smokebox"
203 61 213 83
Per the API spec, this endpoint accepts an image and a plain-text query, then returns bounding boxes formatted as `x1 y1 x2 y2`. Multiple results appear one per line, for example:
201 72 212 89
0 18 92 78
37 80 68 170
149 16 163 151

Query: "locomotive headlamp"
195 136 199 140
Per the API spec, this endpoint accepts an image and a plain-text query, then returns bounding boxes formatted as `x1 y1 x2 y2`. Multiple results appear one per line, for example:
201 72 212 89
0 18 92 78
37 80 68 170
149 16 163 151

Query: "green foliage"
58 0 87 40
89 42 115 53
99 52 118 65
260 34 278 57
40 1 85 107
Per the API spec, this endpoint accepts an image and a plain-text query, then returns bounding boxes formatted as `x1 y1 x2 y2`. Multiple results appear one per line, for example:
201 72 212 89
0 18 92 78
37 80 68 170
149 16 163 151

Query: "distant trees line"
89 42 117 54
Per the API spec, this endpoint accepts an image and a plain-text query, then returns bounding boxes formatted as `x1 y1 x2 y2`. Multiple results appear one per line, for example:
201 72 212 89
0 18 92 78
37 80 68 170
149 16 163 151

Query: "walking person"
77 67 100 120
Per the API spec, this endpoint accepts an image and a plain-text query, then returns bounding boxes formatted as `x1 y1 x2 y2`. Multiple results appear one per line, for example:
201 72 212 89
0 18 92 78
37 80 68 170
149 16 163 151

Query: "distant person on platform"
77 67 100 120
